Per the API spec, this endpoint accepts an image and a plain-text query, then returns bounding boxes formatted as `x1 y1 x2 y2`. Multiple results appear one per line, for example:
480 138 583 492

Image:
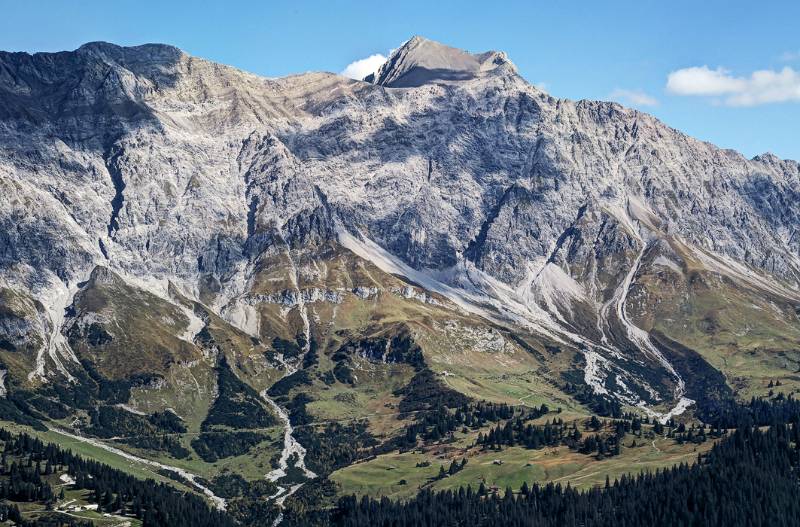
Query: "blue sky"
2 0 799 160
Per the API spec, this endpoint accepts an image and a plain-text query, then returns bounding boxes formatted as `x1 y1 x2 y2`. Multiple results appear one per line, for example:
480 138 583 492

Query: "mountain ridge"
0 36 798 438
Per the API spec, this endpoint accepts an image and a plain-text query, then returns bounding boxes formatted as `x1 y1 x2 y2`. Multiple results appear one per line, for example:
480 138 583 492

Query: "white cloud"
666 65 800 106
340 53 387 80
666 66 745 96
609 88 658 107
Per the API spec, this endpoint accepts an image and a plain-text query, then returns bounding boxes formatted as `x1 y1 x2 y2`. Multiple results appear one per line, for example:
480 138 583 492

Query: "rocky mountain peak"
75 41 184 63
366 35 516 87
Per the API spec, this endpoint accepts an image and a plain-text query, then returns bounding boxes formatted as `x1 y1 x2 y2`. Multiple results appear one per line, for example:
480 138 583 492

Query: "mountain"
365 35 514 86
0 36 798 520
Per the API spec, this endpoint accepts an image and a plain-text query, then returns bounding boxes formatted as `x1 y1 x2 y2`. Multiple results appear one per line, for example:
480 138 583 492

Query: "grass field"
0 420 282 496
635 254 800 401
144 426 285 481
331 432 715 500
20 486 144 527
0 422 183 488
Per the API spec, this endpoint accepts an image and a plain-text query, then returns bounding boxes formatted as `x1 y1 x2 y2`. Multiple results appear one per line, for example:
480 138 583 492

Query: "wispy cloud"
779 50 800 62
666 65 800 106
609 88 658 107
340 53 387 80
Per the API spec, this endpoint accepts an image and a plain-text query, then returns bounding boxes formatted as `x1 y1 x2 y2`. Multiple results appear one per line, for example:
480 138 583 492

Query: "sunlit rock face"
1 36 799 412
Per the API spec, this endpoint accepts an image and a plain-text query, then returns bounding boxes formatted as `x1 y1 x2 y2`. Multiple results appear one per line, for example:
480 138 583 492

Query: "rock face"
0 36 799 415
366 35 514 87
